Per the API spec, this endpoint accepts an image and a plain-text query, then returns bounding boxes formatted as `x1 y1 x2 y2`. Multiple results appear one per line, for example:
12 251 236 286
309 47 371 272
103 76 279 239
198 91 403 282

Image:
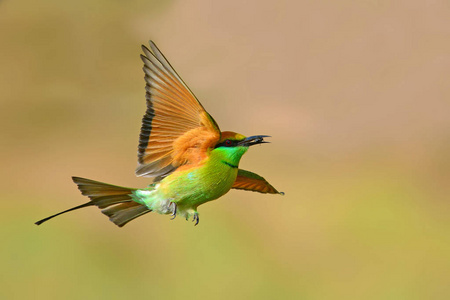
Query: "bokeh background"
1 0 449 299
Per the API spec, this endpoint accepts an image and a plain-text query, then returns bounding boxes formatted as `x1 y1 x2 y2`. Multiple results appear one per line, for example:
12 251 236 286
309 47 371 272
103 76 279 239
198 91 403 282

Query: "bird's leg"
170 202 177 220
192 212 200 226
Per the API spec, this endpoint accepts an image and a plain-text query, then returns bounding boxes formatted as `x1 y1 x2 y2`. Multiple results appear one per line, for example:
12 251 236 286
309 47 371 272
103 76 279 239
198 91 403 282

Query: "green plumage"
132 145 249 223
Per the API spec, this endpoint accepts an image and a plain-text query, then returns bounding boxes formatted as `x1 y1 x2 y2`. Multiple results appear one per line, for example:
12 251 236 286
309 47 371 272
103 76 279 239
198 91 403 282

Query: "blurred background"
1 0 449 299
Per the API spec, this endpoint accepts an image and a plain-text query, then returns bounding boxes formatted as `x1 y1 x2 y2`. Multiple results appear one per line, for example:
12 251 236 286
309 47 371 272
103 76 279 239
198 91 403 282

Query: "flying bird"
35 41 282 227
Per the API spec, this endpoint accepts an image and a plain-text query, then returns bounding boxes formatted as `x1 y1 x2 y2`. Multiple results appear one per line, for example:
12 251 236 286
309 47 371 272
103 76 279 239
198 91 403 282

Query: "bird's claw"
170 202 177 220
192 213 199 226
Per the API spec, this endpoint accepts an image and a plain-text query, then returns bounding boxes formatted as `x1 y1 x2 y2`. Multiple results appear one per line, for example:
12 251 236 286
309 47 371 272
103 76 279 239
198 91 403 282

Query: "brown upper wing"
136 41 221 178
232 169 283 194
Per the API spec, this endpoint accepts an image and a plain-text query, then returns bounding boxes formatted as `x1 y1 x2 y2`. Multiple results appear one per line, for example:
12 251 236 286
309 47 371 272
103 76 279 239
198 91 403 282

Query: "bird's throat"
211 146 248 168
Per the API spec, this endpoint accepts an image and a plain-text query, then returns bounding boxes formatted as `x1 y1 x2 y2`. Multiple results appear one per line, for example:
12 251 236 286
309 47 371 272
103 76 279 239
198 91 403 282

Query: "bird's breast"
158 160 239 207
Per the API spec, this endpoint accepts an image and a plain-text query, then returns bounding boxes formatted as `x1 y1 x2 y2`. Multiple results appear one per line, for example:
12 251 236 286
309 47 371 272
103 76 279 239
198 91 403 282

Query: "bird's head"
211 131 270 166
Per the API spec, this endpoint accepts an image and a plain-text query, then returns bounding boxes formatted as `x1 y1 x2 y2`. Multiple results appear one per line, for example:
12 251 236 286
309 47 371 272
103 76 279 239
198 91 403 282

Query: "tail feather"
102 202 151 227
92 194 134 209
35 177 152 227
34 202 92 225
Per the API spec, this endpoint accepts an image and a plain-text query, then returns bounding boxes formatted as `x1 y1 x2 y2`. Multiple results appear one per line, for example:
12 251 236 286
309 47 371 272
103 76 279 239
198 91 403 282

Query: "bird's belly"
159 164 238 208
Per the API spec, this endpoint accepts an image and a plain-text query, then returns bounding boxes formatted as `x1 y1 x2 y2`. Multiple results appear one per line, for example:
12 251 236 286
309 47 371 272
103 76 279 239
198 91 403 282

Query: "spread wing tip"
232 169 282 195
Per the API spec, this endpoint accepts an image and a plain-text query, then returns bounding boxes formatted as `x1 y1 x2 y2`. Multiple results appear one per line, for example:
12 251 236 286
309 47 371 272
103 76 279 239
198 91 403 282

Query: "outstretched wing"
137 41 221 178
232 169 282 194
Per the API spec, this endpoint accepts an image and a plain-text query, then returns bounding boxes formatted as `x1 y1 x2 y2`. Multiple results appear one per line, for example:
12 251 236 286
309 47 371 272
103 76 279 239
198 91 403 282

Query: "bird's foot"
192 212 199 226
170 203 177 220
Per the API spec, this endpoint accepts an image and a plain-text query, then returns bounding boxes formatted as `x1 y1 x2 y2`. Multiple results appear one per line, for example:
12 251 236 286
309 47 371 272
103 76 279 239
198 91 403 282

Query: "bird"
35 41 283 227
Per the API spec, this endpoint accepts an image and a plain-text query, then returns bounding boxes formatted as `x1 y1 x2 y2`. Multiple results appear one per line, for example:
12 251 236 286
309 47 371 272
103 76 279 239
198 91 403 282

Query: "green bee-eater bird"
35 41 282 227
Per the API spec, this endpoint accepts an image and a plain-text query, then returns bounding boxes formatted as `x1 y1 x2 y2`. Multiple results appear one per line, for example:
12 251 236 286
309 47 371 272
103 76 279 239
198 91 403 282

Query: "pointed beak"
238 135 271 147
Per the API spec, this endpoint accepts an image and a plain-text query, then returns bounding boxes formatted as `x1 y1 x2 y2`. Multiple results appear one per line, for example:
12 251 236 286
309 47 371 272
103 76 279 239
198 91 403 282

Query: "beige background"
1 0 449 299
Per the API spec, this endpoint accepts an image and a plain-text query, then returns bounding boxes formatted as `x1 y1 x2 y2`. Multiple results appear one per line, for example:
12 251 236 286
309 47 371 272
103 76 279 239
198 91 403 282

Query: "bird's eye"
224 139 232 146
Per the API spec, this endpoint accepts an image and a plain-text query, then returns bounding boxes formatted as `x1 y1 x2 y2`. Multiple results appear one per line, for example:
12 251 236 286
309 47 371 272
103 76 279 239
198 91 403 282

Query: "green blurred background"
1 0 449 299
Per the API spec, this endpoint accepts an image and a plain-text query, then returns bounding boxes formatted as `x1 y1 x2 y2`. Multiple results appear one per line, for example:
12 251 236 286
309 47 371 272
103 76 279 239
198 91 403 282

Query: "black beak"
238 135 271 147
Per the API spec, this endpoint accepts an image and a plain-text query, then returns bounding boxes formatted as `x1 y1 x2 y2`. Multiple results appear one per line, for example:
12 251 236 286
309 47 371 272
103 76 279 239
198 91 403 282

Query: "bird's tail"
35 177 151 227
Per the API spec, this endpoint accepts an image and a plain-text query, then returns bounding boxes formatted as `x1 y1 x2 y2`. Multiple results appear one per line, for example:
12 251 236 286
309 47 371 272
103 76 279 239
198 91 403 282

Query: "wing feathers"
147 42 198 100
136 41 220 178
232 169 282 194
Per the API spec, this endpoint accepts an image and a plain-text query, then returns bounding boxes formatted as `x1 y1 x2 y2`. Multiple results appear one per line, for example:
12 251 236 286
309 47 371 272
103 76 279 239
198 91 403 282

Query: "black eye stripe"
214 139 238 148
